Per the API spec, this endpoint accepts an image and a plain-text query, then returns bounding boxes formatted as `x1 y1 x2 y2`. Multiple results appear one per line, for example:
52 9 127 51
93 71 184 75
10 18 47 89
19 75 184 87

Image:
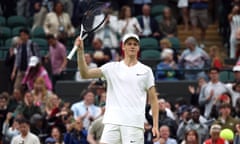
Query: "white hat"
210 124 221 133
161 48 173 59
233 65 240 72
29 56 39 67
122 33 140 44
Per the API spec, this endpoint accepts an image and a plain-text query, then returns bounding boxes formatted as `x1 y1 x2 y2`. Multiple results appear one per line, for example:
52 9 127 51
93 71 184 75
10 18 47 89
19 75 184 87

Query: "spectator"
154 125 177 144
16 0 30 17
178 0 189 31
189 0 209 48
5 36 21 93
228 5 240 58
43 1 75 44
203 124 229 144
11 28 40 91
199 67 228 119
159 7 178 38
137 4 160 39
0 93 9 142
31 2 48 31
234 123 240 144
213 103 240 132
178 36 210 80
155 48 180 81
177 107 209 144
91 38 112 67
21 56 52 91
46 34 67 90
64 118 88 144
45 126 64 144
118 5 142 37
208 45 224 69
71 90 101 129
180 129 199 144
7 88 23 112
92 5 119 52
2 113 20 144
133 0 152 16
11 118 40 144
159 38 178 63
75 53 97 82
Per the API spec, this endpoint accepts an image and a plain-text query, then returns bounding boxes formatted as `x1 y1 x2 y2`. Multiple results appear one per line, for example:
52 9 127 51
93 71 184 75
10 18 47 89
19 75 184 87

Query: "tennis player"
75 33 159 144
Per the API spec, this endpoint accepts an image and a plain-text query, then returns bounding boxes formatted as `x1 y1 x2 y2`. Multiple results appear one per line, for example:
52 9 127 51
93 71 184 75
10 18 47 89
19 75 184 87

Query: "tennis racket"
67 1 110 60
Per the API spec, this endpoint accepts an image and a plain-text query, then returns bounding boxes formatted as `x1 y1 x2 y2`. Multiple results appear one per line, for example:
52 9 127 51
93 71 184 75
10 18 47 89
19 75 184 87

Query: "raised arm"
75 37 102 79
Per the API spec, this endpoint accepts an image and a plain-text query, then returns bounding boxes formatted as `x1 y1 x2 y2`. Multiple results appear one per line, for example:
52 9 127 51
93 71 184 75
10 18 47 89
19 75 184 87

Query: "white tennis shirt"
100 60 155 129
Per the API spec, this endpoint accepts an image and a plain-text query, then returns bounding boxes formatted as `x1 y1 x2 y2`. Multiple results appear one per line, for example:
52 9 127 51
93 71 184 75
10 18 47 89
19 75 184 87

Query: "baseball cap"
210 124 221 133
28 56 39 67
122 33 140 44
233 65 240 72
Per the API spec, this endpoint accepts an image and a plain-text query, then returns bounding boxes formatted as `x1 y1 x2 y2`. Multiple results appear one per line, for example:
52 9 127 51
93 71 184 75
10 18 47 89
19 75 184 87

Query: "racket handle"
67 45 78 60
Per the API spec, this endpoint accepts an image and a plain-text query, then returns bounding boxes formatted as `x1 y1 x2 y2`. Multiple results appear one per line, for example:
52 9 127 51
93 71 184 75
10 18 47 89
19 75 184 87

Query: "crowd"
1 0 240 144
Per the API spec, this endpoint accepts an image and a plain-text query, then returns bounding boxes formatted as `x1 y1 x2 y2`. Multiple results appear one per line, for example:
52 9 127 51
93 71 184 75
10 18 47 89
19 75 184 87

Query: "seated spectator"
180 129 199 144
155 48 179 81
208 45 224 69
43 1 75 44
22 56 52 91
45 126 64 144
177 107 209 144
159 7 178 38
64 118 88 144
92 38 112 67
154 125 177 144
178 36 210 80
213 103 240 132
2 113 20 144
137 4 160 39
118 5 142 37
7 88 23 112
71 90 101 130
203 124 229 144
11 118 41 144
75 53 97 82
159 38 178 62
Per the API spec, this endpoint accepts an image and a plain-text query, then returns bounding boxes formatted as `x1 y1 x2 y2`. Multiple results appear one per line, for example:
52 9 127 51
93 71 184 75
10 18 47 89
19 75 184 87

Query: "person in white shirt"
11 118 40 144
75 33 159 144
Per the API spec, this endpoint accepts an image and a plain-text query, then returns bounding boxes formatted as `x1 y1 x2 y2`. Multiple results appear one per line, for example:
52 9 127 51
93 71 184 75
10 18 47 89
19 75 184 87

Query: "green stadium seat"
154 15 163 23
0 16 6 26
140 49 161 59
7 15 27 28
151 4 167 17
11 26 24 37
32 38 48 48
140 37 159 50
0 26 11 46
31 26 46 38
5 38 12 48
167 37 180 50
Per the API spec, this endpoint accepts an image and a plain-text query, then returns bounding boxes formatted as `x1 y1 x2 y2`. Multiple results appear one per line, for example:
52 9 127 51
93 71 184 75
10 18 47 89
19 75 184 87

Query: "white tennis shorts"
100 124 144 144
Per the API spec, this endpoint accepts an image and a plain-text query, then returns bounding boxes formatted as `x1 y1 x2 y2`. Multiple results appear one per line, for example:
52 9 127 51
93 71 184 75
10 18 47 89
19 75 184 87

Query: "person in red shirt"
203 124 228 144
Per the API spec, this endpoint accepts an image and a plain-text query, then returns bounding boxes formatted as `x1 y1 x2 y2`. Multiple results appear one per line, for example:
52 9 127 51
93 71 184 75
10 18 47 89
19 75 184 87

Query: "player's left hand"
152 127 160 142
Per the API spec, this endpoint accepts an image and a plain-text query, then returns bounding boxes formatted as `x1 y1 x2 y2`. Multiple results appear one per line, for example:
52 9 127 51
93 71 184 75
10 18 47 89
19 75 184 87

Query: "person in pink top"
22 56 52 91
46 34 67 90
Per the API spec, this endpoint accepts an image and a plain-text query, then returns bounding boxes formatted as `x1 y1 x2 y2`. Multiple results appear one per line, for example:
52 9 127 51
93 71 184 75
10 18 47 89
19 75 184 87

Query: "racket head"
81 2 110 33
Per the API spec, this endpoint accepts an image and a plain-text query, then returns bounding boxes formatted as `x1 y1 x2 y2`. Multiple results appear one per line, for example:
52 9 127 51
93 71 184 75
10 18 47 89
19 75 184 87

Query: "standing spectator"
203 124 229 144
16 0 30 17
118 5 142 37
154 125 177 144
7 88 23 113
199 67 228 119
178 36 210 80
46 34 67 91
0 93 9 142
159 7 178 38
137 4 160 39
71 90 101 130
189 0 209 48
11 118 40 144
22 56 52 91
180 129 199 144
5 36 21 93
228 5 240 58
43 1 75 44
11 28 40 91
178 0 189 31
92 5 119 52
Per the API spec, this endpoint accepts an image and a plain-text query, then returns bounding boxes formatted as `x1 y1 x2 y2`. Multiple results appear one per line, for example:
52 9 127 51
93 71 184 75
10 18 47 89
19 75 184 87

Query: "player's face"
123 39 139 57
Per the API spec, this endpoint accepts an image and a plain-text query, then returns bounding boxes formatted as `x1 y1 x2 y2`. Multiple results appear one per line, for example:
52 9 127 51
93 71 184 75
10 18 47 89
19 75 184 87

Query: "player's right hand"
75 37 84 51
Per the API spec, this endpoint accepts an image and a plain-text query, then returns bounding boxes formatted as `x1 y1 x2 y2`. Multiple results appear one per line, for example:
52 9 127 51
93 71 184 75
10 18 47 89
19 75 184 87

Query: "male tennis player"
75 33 159 144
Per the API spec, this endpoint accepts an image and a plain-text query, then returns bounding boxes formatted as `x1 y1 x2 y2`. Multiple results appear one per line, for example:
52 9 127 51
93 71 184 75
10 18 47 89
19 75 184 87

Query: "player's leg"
100 124 121 144
120 125 144 144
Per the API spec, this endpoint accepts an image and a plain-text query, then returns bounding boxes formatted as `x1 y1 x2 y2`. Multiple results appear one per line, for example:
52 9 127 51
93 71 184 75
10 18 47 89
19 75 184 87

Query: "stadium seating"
11 26 24 37
151 4 167 17
0 16 6 26
140 37 159 50
31 26 46 38
32 38 48 48
0 26 11 46
140 49 161 59
7 15 27 28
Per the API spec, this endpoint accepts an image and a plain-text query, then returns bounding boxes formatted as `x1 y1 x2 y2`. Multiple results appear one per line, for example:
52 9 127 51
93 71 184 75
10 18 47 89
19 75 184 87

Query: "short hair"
208 67 220 73
185 36 197 46
18 117 30 125
160 38 172 48
19 28 30 35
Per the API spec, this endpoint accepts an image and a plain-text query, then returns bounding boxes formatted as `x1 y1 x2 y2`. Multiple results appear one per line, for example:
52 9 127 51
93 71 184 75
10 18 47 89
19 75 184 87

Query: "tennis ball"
220 128 234 141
